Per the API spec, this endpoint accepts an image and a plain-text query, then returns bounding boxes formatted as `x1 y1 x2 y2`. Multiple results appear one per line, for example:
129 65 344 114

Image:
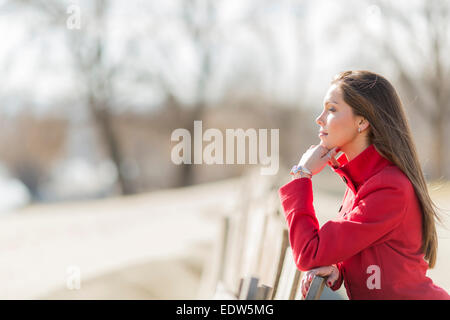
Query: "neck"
340 137 370 162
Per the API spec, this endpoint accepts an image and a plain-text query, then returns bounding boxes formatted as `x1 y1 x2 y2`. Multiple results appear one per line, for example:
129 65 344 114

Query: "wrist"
290 164 312 179
293 172 312 179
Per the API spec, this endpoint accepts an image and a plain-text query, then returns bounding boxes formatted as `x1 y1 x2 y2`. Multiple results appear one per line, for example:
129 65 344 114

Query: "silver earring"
358 128 361 133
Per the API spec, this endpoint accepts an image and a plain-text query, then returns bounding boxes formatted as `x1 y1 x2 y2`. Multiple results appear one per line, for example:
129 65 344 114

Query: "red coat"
278 144 449 300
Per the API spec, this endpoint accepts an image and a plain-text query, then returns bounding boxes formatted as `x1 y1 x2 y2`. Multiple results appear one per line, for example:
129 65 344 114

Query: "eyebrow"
324 100 338 106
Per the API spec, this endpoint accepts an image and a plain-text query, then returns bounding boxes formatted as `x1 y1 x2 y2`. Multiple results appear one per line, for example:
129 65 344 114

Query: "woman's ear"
358 118 370 132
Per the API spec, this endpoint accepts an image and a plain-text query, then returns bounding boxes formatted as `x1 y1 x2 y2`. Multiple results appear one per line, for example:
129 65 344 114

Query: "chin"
320 141 339 151
319 140 331 149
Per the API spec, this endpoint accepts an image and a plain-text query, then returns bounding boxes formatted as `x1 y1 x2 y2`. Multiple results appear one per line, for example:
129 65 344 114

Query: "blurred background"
0 0 449 299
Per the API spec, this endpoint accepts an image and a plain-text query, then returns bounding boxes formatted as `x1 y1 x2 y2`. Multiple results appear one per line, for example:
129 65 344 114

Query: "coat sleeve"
278 177 408 271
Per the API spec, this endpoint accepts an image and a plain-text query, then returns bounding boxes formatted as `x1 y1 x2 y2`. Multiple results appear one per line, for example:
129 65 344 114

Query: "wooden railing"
198 169 326 300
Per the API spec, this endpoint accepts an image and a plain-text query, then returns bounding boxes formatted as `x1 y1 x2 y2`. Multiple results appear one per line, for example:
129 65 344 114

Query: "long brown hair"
332 70 442 268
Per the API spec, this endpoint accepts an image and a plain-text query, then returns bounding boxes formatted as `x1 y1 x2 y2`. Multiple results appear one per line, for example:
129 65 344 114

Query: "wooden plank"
238 277 259 300
236 277 244 298
209 170 287 299
273 246 301 300
239 202 268 280
289 269 301 300
256 216 288 293
221 170 276 295
217 215 230 282
271 228 289 298
304 275 326 300
222 212 247 295
197 215 230 299
266 191 281 217
255 285 273 300
217 171 252 296
212 281 238 300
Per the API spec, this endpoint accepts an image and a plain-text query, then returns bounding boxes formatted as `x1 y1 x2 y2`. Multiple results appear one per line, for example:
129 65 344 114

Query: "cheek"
328 115 355 140
327 115 344 132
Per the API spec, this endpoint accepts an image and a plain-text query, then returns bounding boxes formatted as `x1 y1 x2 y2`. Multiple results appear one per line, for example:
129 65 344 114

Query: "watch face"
290 165 298 174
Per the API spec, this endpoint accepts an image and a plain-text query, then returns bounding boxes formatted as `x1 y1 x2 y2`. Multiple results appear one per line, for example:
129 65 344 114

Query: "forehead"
323 84 342 105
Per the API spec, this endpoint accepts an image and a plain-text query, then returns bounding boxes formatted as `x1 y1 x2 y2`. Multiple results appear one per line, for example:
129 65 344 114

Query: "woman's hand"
297 145 340 176
300 265 339 299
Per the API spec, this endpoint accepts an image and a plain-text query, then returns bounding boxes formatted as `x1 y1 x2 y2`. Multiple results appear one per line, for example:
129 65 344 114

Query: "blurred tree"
170 0 313 186
4 0 315 191
370 0 450 179
172 0 216 186
10 0 136 194
70 0 135 194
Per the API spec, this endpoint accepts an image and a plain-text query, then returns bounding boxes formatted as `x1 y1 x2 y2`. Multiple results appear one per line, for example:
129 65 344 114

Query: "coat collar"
331 144 393 194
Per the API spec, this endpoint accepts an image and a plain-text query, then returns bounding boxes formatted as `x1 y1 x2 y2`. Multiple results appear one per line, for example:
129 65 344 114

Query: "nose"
316 111 325 127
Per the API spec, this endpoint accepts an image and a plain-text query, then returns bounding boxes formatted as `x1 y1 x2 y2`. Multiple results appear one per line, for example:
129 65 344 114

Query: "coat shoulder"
362 164 414 197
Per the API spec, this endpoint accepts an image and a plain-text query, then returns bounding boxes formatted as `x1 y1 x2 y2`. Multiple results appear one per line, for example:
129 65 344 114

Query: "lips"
319 131 328 136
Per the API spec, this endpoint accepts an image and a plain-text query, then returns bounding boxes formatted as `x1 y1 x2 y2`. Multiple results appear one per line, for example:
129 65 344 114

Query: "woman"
278 70 449 300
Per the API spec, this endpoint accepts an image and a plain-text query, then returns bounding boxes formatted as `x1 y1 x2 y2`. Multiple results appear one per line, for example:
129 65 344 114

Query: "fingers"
327 156 340 168
301 273 308 298
326 271 339 288
302 266 339 297
301 276 307 298
318 145 338 158
310 145 340 154
301 271 316 299
303 274 312 298
303 145 341 173
311 265 333 277
327 147 339 158
325 147 340 168
316 265 339 288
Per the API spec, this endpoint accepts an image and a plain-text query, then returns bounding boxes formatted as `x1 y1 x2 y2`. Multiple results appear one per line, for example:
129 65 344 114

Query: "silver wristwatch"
290 165 312 176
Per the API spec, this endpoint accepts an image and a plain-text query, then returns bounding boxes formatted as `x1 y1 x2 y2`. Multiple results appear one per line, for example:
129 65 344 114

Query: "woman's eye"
328 107 336 112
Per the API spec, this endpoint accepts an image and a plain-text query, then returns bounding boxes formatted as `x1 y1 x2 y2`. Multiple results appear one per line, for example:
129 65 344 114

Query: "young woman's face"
315 84 361 150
